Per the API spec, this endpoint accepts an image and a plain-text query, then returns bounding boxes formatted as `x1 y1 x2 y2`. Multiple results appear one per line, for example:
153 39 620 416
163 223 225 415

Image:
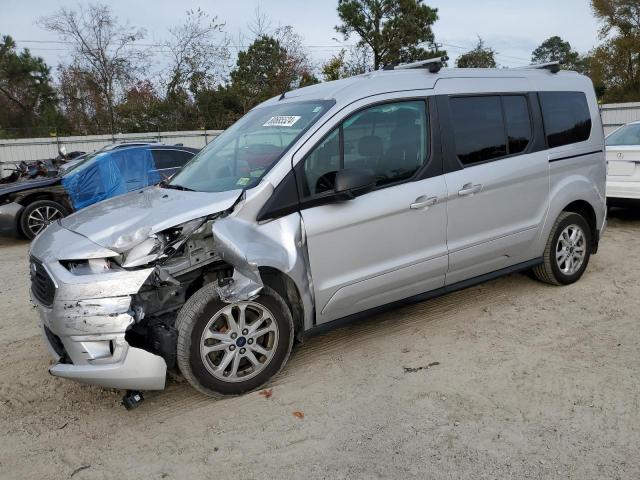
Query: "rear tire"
533 211 591 285
176 283 294 397
20 200 69 240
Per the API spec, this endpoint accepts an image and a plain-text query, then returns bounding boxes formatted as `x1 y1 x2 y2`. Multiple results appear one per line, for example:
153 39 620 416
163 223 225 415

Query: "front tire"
20 200 69 240
176 283 294 397
533 211 592 285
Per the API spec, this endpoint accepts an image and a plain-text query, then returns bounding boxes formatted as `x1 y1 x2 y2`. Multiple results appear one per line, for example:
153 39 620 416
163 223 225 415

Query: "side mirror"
58 145 67 157
334 168 376 200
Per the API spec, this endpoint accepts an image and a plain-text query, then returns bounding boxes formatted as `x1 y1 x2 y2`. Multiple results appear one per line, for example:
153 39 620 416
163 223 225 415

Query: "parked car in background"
605 120 640 205
56 141 164 175
28 60 606 401
0 144 198 239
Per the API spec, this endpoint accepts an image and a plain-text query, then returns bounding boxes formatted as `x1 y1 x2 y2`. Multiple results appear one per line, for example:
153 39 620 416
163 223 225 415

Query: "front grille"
30 257 55 306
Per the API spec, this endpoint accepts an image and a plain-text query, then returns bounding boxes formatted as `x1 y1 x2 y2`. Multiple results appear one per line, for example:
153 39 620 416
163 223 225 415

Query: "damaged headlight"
119 218 207 268
62 258 122 275
121 236 165 268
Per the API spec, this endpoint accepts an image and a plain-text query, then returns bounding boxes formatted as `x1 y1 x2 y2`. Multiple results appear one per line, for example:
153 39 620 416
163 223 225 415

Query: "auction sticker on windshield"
263 116 301 127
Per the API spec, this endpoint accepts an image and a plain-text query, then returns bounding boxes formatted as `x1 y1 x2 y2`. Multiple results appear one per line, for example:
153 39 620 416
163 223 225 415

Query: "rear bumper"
0 201 23 237
606 179 640 200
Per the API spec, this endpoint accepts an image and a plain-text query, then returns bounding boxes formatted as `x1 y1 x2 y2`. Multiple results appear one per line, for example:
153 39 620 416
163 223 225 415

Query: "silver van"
30 59 606 399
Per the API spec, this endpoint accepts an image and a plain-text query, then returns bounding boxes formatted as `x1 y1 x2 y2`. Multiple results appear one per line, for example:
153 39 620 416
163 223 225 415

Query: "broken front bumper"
30 223 167 390
35 295 167 390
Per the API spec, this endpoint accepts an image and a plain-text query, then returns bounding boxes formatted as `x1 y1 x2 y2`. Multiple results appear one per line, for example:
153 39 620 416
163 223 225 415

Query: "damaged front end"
30 182 314 392
28 184 245 390
30 211 238 390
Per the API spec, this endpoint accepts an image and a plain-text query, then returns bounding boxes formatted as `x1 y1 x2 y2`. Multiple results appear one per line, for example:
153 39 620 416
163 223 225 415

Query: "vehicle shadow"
0 236 29 248
608 205 640 222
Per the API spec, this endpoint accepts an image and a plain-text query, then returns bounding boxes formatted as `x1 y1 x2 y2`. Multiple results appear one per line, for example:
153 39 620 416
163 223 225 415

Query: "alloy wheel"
27 205 63 236
555 224 586 276
199 302 279 383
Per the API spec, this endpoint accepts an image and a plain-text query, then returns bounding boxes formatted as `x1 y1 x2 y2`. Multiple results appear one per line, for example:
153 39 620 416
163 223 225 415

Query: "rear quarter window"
539 92 592 148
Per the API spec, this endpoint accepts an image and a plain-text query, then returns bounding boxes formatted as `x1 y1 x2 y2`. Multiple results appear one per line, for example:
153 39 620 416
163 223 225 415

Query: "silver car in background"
30 59 606 399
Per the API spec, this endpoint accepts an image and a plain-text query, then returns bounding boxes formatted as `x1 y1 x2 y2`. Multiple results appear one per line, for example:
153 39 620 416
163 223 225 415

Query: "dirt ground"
0 211 639 480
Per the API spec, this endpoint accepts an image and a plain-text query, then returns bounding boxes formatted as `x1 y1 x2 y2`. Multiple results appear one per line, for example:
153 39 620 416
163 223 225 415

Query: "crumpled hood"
60 186 243 249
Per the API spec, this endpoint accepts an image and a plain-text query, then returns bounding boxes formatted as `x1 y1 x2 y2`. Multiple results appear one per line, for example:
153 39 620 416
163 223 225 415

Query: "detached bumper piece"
49 344 166 390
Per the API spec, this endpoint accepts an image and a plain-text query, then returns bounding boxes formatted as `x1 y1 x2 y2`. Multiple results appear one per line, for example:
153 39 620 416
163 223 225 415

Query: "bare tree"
39 3 146 134
274 25 317 87
163 8 230 99
247 6 273 39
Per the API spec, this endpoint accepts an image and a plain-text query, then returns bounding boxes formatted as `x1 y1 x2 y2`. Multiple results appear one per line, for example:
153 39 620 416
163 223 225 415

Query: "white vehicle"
606 120 640 204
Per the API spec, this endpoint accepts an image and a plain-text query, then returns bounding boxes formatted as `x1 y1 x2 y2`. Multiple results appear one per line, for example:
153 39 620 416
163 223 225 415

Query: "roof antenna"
279 91 287 100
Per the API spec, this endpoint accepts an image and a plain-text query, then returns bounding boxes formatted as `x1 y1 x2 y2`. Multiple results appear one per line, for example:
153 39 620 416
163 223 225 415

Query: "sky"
0 0 602 74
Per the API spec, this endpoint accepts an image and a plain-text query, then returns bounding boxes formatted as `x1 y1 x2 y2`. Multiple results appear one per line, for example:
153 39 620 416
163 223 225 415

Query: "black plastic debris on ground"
403 362 440 373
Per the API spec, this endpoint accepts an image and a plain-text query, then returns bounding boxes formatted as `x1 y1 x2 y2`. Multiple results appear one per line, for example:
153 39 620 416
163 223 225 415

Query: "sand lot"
0 211 639 480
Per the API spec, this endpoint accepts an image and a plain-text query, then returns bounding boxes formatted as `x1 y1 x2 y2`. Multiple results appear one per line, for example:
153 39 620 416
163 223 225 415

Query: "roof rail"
515 61 561 73
383 56 449 73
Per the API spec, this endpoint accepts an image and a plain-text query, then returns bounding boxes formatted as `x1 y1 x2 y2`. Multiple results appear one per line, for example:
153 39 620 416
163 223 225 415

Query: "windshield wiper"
162 183 195 192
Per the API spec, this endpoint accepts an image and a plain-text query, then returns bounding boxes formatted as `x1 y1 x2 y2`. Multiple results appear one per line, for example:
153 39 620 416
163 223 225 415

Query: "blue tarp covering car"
0 145 199 239
61 147 161 210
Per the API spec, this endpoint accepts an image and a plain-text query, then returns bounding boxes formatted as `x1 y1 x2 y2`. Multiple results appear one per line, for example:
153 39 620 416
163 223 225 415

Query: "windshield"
606 123 640 146
168 100 334 192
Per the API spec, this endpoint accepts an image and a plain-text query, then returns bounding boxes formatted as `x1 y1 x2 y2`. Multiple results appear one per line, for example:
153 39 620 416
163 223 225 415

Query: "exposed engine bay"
125 216 234 369
58 214 242 369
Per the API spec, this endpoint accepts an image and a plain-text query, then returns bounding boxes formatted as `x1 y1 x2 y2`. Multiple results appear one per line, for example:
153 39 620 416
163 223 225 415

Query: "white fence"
0 130 222 177
601 102 640 135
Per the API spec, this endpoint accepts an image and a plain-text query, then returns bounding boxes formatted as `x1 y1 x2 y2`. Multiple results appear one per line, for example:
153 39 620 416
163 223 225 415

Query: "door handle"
458 183 482 196
410 196 438 209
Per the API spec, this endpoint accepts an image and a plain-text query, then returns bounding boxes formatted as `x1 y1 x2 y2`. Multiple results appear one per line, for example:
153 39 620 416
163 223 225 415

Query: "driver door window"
302 100 428 197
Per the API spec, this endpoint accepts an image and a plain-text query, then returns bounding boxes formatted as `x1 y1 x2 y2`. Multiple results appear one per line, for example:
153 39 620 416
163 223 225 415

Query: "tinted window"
302 101 428 197
503 96 532 154
152 150 194 169
539 92 592 148
606 123 640 146
450 96 507 165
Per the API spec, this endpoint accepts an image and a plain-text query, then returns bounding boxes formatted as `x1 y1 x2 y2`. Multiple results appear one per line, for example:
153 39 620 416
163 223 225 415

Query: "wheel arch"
562 200 598 253
259 266 305 341
539 174 605 256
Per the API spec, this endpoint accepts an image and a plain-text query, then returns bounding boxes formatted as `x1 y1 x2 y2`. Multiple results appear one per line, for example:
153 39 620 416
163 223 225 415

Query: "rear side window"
450 96 507 165
539 92 592 148
450 95 533 166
